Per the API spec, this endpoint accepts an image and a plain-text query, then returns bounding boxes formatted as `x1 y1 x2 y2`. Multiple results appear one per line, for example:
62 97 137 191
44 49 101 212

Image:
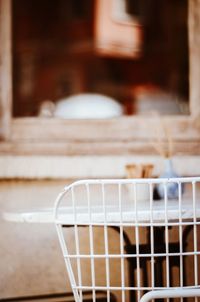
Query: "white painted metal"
140 288 200 302
54 177 200 302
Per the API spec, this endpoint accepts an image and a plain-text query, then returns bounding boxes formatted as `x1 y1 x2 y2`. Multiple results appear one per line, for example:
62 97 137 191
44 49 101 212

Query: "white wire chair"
54 178 200 302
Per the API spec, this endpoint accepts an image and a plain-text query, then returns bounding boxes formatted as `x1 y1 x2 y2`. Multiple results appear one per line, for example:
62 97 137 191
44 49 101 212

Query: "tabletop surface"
2 195 200 224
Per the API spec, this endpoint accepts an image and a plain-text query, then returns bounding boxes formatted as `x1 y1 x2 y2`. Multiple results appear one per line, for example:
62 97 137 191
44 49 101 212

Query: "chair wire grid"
54 178 200 302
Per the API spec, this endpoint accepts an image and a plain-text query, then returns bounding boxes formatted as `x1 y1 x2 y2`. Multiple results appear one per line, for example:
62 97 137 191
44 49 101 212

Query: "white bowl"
54 93 123 119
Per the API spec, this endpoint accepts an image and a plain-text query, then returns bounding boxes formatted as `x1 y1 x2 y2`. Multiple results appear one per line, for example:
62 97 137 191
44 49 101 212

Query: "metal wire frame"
54 177 200 302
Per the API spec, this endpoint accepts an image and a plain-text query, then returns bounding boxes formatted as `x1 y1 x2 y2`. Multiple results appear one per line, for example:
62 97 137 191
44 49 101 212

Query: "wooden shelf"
0 116 198 156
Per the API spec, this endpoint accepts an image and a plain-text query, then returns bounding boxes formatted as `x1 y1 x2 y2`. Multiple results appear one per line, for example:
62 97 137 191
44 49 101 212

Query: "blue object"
157 158 183 200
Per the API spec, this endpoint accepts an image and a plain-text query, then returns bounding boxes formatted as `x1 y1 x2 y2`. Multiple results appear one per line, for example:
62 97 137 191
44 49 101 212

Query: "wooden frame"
0 0 12 140
0 0 199 156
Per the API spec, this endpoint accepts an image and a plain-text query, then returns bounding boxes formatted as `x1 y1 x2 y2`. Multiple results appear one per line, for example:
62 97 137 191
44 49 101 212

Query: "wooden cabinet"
0 0 199 159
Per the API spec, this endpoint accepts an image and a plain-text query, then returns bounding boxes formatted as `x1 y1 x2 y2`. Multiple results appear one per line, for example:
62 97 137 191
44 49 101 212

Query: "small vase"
157 158 180 200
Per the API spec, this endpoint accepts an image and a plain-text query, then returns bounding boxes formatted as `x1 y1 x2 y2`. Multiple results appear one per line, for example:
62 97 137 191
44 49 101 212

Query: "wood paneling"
0 140 199 156
10 116 200 141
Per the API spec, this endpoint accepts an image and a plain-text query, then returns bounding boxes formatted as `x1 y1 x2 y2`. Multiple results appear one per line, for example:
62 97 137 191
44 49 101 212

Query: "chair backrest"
54 178 200 302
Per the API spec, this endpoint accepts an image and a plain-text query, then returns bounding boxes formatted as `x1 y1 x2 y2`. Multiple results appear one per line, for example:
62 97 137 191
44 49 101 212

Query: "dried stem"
150 113 174 158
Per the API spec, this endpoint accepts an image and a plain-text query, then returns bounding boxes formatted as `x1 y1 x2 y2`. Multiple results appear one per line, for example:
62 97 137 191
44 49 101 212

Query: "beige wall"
0 155 200 179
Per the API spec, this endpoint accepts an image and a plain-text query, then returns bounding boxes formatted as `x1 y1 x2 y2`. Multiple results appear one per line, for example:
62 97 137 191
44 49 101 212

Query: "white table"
2 196 200 224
